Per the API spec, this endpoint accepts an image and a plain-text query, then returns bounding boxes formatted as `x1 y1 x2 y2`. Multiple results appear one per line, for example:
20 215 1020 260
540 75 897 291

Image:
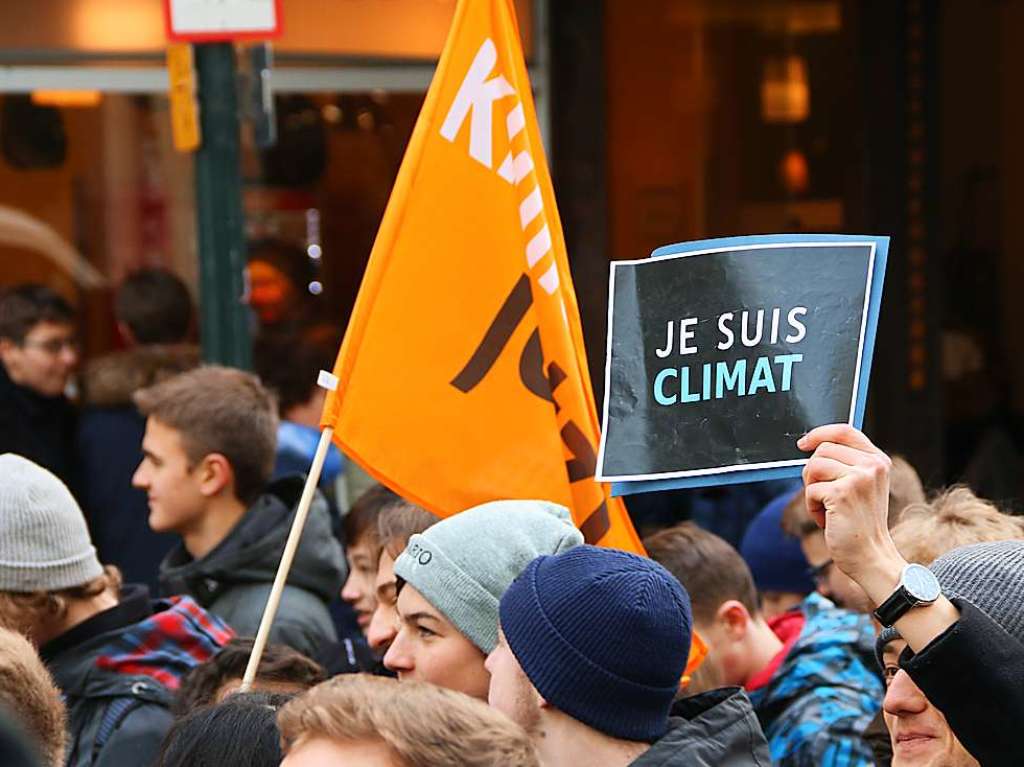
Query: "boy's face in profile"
133 416 207 536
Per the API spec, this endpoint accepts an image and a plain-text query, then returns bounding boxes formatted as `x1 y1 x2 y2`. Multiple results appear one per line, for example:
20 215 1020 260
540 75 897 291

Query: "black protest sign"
595 235 887 491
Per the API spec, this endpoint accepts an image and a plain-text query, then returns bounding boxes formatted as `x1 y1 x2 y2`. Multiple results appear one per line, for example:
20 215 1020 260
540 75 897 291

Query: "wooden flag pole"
240 373 339 692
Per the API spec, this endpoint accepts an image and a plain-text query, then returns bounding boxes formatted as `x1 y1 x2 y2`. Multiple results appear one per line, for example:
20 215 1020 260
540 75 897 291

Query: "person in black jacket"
800 424 1024 767
488 545 771 767
76 268 198 593
0 284 78 484
132 365 347 659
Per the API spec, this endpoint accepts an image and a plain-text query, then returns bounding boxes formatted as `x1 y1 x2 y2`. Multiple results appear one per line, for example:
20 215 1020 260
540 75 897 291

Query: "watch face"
903 563 941 603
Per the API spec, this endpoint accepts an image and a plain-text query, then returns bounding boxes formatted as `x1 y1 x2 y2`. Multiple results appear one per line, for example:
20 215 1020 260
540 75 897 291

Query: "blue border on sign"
610 233 889 497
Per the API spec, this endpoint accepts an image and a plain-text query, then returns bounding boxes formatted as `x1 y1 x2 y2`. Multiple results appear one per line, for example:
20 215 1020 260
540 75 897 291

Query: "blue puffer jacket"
747 593 883 767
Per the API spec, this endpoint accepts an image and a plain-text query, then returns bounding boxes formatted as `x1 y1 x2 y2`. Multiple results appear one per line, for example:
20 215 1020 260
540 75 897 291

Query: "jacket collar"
40 584 152 664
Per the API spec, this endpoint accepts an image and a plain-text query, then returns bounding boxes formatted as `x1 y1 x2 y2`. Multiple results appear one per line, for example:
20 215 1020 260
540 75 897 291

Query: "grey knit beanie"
931 540 1024 643
876 539 1024 668
393 500 583 653
0 454 103 592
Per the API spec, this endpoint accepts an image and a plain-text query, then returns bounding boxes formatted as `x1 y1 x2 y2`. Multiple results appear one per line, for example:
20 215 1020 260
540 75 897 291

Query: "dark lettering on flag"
451 273 610 543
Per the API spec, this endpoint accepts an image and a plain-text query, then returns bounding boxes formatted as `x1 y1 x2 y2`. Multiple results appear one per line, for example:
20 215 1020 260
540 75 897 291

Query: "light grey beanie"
0 454 103 592
393 499 583 653
877 539 1024 668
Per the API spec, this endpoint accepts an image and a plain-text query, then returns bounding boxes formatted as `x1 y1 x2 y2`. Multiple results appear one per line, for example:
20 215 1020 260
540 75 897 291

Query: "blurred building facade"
1 0 1021 496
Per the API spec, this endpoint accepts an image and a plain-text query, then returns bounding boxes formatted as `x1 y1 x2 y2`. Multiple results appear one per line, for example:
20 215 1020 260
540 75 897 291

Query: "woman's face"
382 584 490 701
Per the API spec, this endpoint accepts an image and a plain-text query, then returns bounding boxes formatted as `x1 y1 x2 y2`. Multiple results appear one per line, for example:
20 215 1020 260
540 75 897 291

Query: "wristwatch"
873 563 942 627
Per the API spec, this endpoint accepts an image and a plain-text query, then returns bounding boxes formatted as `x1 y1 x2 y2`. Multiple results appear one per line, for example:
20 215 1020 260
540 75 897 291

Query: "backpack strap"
91 692 146 759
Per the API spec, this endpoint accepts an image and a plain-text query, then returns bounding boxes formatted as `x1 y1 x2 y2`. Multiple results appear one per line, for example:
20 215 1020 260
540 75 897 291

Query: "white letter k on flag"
440 38 515 169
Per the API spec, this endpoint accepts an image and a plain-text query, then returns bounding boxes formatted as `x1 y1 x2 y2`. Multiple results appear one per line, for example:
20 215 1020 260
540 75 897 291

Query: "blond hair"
0 565 122 637
891 486 1024 565
0 628 66 766
278 674 538 767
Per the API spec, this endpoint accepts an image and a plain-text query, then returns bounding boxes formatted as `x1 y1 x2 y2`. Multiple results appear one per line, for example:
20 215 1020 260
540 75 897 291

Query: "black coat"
903 598 1024 767
0 362 76 484
75 346 197 592
629 687 771 766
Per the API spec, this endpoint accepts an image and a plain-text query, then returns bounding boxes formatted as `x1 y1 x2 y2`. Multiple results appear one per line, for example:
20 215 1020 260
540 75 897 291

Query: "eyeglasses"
807 559 833 584
21 337 80 355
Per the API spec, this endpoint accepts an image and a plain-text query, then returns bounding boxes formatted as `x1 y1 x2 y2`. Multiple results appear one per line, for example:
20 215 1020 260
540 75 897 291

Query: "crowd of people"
0 275 1022 766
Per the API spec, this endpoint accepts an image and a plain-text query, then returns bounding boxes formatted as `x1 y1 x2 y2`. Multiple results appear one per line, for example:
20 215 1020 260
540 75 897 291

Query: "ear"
715 599 752 641
195 453 235 498
0 337 16 361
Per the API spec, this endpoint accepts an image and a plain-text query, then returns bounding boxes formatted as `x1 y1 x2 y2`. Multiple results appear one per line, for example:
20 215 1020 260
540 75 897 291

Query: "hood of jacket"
159 476 346 605
80 344 200 407
630 687 771 766
47 588 233 702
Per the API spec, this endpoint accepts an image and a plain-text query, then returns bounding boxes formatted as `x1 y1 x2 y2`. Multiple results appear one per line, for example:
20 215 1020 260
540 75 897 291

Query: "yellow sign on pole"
167 43 201 152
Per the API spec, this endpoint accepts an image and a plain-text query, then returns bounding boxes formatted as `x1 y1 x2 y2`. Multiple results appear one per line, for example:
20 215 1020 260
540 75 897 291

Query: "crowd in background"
0 273 1022 766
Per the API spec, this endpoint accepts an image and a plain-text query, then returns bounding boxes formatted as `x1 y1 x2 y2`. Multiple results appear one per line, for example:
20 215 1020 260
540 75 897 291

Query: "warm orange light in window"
31 90 102 108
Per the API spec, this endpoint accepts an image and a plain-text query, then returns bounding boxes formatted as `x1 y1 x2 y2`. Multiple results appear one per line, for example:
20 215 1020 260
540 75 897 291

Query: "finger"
803 481 829 528
803 455 852 485
811 440 874 467
797 423 879 453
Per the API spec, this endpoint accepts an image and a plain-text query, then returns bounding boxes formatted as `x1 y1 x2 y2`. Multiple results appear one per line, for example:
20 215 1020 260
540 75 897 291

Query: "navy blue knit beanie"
739 490 815 596
498 545 692 742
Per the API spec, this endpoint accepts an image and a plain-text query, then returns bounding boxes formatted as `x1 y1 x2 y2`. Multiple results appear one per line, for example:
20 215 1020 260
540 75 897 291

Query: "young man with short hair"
0 284 78 483
488 544 770 766
384 500 583 700
800 424 1024 766
132 366 346 658
863 482 1021 766
0 454 232 767
339 484 400 636
874 544 1024 767
278 674 539 767
645 522 881 766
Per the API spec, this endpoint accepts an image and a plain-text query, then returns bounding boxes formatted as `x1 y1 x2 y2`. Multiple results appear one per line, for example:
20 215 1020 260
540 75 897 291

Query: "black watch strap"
873 586 918 628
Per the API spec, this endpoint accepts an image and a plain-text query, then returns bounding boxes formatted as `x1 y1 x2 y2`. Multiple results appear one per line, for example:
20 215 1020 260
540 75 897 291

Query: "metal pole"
194 42 251 369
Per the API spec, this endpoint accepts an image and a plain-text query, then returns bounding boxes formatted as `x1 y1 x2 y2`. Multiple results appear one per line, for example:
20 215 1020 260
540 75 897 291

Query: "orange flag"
321 0 642 553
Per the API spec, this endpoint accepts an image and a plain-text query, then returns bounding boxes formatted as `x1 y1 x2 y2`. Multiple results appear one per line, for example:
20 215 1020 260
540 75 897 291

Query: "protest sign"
596 234 888 495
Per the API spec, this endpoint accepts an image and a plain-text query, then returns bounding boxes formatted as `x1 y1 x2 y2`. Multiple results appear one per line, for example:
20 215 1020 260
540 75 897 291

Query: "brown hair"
377 501 437 559
891 486 1024 566
0 628 66 767
343 484 401 554
278 674 539 767
172 638 326 718
116 268 193 345
0 284 74 343
0 566 122 637
781 454 926 538
643 522 759 624
134 366 278 505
